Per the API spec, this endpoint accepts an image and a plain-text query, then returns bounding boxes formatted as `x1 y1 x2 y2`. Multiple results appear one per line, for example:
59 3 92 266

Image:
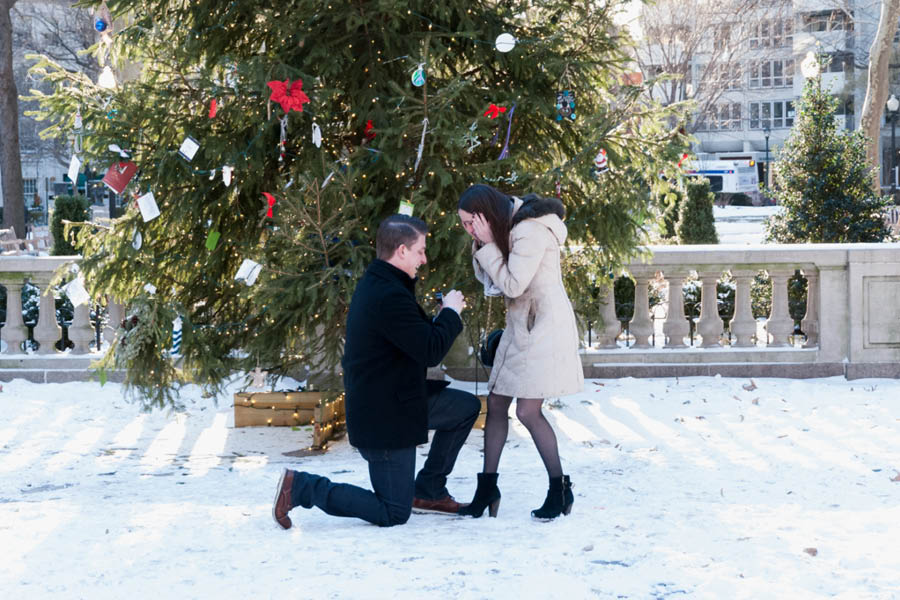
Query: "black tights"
482 393 562 478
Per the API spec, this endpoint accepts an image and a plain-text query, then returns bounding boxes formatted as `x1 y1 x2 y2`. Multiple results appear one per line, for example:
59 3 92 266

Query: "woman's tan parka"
473 197 584 399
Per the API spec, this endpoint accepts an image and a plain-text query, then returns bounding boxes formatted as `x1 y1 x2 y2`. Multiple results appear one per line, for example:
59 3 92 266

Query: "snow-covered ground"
713 205 781 245
2 375 899 599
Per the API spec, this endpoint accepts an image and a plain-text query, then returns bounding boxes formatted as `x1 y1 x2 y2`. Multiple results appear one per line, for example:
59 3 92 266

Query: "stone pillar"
662 270 689 348
801 269 820 348
628 270 654 349
68 303 94 354
595 283 620 349
696 271 724 348
730 270 757 347
30 275 62 354
0 279 28 354
766 269 795 347
104 298 124 346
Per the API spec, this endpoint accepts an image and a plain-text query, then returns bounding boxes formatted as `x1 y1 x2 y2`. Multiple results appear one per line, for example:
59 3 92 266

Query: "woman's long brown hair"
458 184 514 261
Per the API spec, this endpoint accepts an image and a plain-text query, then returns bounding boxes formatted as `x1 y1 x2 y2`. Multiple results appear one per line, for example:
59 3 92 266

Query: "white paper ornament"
312 123 322 148
144 283 157 295
67 155 81 185
132 229 143 250
235 259 262 286
495 33 516 53
222 165 234 186
64 277 90 306
74 111 83 130
178 136 200 161
209 169 216 180
137 191 160 222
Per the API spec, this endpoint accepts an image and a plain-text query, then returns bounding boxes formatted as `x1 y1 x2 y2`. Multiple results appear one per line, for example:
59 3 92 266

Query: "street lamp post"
887 94 899 194
763 124 771 193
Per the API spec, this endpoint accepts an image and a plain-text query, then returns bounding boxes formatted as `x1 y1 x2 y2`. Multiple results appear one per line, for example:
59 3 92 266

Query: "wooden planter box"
233 391 346 448
233 391 321 427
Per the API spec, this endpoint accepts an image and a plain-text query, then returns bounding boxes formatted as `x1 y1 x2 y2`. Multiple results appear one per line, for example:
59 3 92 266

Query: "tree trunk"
860 0 900 194
0 0 25 238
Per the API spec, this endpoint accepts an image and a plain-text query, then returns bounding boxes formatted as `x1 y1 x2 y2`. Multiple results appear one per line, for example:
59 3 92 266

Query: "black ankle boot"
531 475 574 521
458 472 501 518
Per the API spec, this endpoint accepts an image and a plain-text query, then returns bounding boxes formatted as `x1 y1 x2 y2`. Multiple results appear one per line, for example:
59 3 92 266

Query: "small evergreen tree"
766 55 890 243
677 178 718 244
50 194 91 255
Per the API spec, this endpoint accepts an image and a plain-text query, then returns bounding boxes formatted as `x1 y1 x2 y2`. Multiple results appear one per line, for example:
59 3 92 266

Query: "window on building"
823 52 853 74
696 102 742 131
802 10 852 33
749 18 793 49
749 59 794 89
703 63 742 91
23 178 37 203
749 100 795 129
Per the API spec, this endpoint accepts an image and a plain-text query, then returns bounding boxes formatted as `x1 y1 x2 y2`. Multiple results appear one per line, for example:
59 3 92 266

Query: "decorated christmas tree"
765 54 889 244
31 0 689 407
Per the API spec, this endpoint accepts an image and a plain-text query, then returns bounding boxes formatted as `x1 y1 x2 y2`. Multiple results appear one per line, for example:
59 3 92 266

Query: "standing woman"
456 184 584 520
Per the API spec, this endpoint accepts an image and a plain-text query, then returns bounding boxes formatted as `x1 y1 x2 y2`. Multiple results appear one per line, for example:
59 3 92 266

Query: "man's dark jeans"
288 387 479 526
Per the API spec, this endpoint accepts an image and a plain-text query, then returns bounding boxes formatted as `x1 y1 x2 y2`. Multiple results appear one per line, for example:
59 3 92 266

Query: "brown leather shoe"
272 469 294 529
412 495 469 515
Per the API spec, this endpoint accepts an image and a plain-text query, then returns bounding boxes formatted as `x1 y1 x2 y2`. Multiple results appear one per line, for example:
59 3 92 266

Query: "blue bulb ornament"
95 18 108 32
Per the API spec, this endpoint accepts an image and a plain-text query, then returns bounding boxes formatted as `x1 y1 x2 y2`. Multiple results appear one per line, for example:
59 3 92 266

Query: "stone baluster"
0 278 28 354
628 270 654 349
801 268 819 348
68 303 94 354
766 269 795 347
696 271 724 348
662 270 689 348
730 270 758 347
30 275 62 354
595 283 621 349
104 298 125 346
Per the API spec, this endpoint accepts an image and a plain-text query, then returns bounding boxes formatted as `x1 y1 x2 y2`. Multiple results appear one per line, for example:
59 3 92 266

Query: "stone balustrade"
584 243 900 379
0 256 123 358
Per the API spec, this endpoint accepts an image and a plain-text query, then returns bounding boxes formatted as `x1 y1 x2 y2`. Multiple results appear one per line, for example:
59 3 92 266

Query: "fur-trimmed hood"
511 195 567 244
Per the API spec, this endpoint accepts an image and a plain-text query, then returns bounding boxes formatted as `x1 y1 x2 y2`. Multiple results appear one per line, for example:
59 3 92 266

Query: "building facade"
637 0 895 200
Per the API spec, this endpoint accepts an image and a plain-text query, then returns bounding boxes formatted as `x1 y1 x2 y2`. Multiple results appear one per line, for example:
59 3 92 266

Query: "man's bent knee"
382 505 412 527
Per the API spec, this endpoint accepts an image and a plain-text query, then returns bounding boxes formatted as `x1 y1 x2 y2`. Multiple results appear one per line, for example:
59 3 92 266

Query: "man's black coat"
342 259 463 449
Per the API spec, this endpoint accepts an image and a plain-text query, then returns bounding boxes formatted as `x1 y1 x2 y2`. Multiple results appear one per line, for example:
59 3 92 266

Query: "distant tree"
766 54 890 243
1 0 25 237
858 0 900 192
677 177 719 244
50 193 89 255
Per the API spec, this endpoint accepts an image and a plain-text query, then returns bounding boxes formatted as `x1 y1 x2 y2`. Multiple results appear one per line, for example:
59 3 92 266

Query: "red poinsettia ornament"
267 79 310 113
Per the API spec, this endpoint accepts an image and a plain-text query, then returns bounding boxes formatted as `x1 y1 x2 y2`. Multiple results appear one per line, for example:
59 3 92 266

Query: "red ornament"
364 120 376 141
677 152 689 168
263 192 276 217
101 161 138 195
267 79 310 113
209 99 218 118
483 104 507 119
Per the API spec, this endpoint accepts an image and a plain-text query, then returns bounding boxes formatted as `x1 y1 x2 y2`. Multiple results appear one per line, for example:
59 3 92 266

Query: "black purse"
479 328 504 367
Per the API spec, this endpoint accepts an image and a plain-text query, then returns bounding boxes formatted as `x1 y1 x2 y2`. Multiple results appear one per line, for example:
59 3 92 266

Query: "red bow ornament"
267 79 310 113
483 104 507 119
263 192 276 218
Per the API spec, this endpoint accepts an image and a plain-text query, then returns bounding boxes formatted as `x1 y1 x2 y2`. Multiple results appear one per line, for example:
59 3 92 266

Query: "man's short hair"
376 214 428 260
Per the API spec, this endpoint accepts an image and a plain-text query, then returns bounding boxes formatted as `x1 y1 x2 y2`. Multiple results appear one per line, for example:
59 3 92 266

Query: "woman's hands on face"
472 213 494 245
